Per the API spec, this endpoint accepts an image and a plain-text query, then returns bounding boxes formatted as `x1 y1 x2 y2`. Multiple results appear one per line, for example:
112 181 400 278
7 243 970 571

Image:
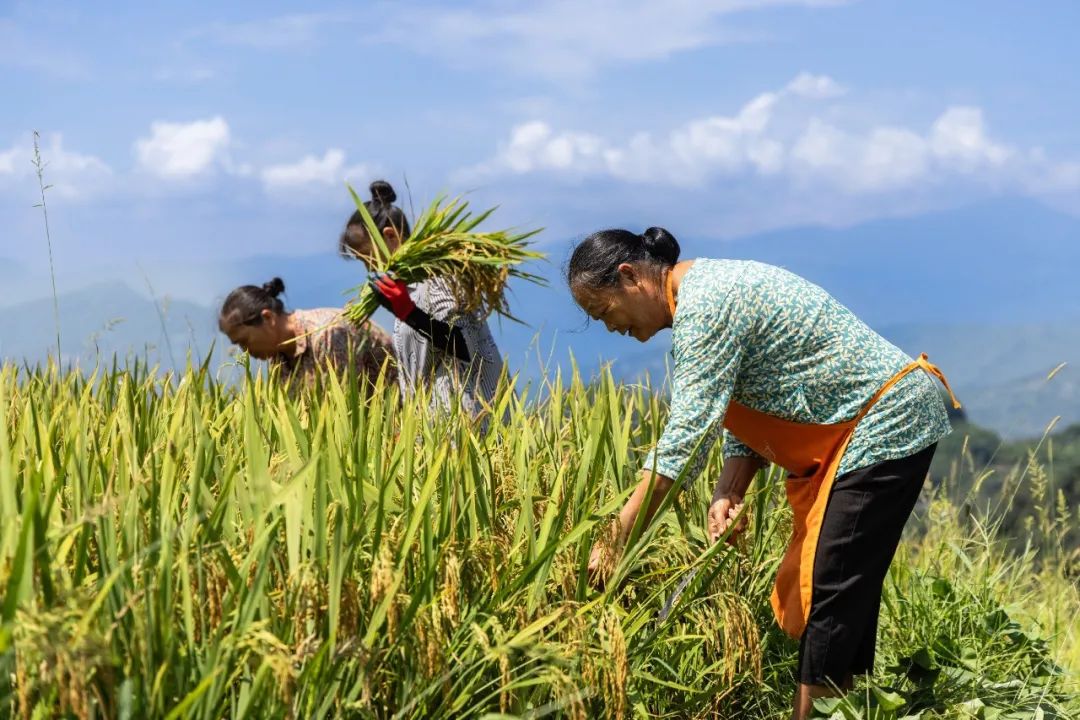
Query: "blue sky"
1 0 1079 303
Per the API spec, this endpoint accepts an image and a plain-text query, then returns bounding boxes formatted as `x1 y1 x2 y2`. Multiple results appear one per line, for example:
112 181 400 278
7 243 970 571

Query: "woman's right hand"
708 494 746 545
370 272 417 320
586 470 676 591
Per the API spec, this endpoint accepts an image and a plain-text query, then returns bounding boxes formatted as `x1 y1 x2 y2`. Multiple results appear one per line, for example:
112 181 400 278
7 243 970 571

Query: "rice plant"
0 360 1075 719
342 186 545 325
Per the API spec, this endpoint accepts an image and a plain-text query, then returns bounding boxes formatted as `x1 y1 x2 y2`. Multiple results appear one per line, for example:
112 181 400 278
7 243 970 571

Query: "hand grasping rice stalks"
342 183 546 326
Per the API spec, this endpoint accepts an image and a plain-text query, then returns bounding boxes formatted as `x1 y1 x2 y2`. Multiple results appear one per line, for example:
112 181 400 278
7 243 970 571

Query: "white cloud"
785 71 847 99
371 0 857 80
789 106 1014 192
790 120 929 192
260 148 372 191
0 133 112 199
665 93 785 177
490 122 613 176
462 74 822 185
461 74 1080 206
134 117 231 179
930 106 1010 169
463 73 852 185
1022 151 1080 195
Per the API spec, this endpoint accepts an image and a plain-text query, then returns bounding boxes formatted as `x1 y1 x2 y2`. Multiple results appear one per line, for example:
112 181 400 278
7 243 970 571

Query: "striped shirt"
393 278 505 421
643 259 951 485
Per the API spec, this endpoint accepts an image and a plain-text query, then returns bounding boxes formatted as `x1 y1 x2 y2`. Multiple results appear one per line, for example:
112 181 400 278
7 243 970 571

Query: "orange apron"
665 272 961 638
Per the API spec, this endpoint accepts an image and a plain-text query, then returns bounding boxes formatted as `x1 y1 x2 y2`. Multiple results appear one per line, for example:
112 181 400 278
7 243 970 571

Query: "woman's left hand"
708 494 746 545
370 272 416 320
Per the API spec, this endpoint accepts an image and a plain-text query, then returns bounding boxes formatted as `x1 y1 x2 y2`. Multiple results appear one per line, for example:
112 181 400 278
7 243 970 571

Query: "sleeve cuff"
722 445 765 461
640 453 681 483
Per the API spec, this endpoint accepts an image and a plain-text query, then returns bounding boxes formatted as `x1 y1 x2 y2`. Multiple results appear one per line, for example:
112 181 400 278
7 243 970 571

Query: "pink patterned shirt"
276 308 396 390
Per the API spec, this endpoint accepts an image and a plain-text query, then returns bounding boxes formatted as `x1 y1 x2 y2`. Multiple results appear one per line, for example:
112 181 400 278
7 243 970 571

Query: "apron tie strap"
915 353 962 410
853 353 961 426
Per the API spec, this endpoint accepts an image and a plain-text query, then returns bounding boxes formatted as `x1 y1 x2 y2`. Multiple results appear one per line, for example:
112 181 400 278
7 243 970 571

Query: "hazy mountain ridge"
0 281 221 371
3 199 1077 436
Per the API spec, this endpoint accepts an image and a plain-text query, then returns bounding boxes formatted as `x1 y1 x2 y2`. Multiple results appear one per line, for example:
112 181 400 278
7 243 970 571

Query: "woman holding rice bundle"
339 180 505 421
219 277 396 391
567 227 959 719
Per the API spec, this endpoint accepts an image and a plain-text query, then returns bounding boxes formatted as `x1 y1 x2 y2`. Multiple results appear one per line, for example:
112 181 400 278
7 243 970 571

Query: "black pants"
798 443 937 686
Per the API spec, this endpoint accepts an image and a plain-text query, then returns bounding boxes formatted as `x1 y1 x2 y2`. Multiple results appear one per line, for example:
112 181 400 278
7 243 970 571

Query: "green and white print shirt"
643 259 951 484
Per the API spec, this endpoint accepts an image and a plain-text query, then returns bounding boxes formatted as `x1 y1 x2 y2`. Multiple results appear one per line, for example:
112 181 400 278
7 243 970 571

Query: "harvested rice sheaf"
343 184 546 325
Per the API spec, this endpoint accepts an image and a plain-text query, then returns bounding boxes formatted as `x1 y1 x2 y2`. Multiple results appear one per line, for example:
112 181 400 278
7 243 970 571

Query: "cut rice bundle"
343 184 545 326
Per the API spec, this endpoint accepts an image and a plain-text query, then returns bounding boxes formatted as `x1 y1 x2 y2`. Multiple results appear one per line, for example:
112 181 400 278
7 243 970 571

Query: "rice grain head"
597 606 628 719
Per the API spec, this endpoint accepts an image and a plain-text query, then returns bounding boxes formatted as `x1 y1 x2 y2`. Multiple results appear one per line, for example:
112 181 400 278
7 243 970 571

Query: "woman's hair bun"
369 179 397 205
640 227 680 266
262 277 286 297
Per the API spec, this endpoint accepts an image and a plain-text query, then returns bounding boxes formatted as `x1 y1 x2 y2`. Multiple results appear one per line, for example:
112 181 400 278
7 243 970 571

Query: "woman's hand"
586 471 676 590
370 272 416 320
708 493 746 545
587 533 621 590
587 542 607 588
706 454 763 545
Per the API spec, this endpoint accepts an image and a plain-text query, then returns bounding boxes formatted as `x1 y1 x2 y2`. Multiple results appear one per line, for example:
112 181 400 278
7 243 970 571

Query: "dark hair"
219 277 286 330
340 180 411 257
566 227 680 290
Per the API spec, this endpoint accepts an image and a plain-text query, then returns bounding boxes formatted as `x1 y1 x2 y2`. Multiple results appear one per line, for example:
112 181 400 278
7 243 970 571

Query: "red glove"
371 272 416 320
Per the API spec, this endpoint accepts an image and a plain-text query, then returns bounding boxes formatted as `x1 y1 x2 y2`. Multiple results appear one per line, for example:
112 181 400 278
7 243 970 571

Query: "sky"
1 0 1079 304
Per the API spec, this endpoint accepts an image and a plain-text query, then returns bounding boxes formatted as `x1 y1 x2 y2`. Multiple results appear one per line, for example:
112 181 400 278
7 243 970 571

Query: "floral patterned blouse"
643 259 951 484
276 308 396 390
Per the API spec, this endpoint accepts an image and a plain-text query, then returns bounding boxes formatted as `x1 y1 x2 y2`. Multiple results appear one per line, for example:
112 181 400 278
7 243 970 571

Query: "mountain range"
3 198 1077 438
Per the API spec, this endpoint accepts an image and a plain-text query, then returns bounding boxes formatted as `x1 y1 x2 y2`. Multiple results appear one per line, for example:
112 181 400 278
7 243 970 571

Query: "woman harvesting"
219 277 395 390
567 227 959 720
340 180 505 422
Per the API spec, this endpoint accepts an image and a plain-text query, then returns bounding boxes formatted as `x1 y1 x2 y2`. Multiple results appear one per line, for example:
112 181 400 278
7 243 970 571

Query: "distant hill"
706 197 1080 326
932 418 1080 549
957 363 1079 440
2 198 1078 436
0 282 221 372
882 322 1079 438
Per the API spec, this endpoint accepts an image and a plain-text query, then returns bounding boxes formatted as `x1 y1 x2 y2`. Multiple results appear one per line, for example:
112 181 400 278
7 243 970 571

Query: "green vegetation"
932 411 1080 556
0 362 1076 718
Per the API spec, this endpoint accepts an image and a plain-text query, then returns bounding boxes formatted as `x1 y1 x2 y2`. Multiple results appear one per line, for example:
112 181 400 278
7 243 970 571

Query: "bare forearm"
712 456 765 502
617 471 676 544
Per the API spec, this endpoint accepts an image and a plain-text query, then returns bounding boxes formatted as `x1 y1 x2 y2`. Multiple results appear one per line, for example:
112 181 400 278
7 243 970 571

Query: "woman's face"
573 263 670 343
224 309 287 360
341 225 402 268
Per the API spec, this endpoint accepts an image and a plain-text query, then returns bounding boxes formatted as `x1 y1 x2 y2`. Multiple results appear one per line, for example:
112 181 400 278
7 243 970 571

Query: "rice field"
0 361 1076 719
